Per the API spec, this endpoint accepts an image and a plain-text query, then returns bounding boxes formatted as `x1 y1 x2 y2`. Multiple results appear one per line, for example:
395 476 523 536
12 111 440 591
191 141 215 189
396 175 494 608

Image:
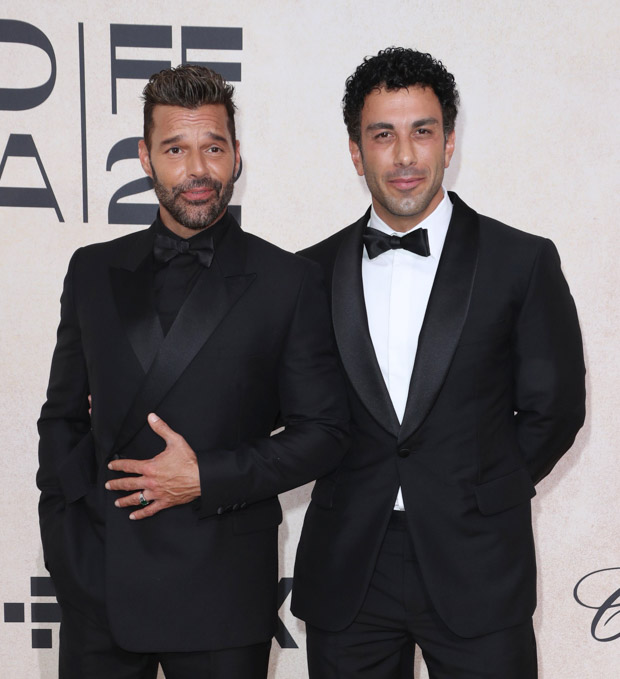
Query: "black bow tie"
153 232 215 268
363 226 431 259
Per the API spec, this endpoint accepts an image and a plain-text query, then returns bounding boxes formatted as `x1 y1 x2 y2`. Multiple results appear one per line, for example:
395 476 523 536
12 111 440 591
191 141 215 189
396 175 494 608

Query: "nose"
186 150 209 178
394 138 416 167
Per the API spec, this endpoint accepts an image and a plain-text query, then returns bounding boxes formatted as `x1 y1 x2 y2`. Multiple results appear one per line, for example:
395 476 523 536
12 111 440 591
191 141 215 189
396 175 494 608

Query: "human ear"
349 138 365 177
444 130 456 169
138 139 153 179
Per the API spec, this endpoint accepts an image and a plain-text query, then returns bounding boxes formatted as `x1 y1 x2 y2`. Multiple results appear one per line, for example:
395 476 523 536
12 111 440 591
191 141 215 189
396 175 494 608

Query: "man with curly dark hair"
292 47 585 678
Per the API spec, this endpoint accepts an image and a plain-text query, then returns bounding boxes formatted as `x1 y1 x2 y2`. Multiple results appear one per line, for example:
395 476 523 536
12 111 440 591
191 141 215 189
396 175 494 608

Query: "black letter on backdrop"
181 27 242 81
78 23 88 223
110 24 172 114
574 568 620 642
106 137 157 225
0 134 64 221
0 20 56 110
275 577 298 648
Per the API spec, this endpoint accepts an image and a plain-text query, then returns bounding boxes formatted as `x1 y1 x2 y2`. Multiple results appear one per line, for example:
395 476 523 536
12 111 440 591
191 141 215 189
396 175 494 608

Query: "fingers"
147 412 178 443
105 414 195 521
129 500 163 520
107 457 148 475
114 490 150 508
105 472 145 492
112 490 164 520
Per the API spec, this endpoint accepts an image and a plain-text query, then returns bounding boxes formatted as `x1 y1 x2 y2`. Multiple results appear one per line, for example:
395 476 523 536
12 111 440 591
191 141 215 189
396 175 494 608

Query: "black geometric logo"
4 576 298 649
3 576 61 648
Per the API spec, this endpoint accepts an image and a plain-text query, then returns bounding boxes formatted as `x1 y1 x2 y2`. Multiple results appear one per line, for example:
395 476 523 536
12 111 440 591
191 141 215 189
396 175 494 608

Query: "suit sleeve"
512 238 586 484
195 261 349 518
37 249 93 504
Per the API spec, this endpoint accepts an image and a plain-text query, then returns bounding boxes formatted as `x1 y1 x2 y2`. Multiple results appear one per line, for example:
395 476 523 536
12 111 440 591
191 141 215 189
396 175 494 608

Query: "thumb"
147 412 175 442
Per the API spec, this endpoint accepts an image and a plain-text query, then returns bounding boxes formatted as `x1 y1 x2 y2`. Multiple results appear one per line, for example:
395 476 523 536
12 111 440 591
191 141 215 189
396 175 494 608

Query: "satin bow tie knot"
153 233 215 268
363 226 431 259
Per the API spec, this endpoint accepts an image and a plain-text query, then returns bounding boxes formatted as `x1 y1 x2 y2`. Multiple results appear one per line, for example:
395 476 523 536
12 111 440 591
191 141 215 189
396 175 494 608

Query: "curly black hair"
343 47 459 145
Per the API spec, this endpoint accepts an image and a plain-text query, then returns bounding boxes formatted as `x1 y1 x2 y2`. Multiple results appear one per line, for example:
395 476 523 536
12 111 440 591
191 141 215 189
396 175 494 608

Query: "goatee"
151 169 234 231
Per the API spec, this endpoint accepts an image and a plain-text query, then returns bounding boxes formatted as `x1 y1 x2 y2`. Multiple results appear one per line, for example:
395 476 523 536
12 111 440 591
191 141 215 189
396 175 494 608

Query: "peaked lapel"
332 211 400 437
398 192 479 445
111 214 256 454
110 225 163 375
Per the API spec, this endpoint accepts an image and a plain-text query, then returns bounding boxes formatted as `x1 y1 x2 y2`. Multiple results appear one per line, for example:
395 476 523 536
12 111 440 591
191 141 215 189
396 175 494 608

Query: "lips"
183 187 213 200
388 176 424 191
182 187 215 201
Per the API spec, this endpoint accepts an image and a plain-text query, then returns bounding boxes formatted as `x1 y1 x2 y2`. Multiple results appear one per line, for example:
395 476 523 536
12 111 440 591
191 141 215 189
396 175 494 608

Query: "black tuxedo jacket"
292 192 585 638
37 212 348 652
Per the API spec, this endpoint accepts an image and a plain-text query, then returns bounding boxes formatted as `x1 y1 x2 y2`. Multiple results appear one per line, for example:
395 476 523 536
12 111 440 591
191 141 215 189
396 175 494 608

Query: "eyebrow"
158 132 229 147
365 117 440 133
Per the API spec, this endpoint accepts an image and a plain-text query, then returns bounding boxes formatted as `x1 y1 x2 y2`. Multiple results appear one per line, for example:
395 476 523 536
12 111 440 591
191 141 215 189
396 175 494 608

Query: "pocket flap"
474 467 536 516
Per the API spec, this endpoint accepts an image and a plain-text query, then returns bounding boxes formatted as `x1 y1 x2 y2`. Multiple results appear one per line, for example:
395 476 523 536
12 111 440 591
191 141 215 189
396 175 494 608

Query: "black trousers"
306 512 537 679
58 600 271 679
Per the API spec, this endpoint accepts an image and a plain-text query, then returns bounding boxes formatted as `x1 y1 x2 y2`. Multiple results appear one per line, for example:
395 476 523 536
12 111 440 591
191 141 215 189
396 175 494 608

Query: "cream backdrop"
0 1 618 677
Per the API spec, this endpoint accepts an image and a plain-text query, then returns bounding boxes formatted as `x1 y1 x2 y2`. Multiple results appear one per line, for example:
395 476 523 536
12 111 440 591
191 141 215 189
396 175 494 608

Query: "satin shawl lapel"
332 211 400 437
398 193 479 445
112 218 255 454
110 226 163 375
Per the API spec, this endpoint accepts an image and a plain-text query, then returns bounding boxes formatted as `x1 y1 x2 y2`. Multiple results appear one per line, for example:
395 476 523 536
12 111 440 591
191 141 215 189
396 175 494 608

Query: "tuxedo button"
232 504 240 511
239 502 247 510
398 448 411 458
110 453 122 461
216 506 225 515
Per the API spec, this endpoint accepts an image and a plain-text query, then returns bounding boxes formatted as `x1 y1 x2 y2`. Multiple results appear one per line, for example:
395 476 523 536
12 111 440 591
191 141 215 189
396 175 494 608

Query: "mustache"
172 177 222 197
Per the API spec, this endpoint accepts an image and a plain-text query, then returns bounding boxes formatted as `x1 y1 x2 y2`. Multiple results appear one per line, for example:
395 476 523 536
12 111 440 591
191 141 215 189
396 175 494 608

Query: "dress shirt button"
398 448 411 458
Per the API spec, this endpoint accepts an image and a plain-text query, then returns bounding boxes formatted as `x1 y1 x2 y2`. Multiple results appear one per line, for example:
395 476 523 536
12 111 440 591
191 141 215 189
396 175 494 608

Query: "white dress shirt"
361 190 453 510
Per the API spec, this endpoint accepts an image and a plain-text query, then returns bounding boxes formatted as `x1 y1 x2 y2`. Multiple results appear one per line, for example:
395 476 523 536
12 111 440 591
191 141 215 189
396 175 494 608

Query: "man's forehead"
363 85 439 107
151 103 231 134
361 86 442 123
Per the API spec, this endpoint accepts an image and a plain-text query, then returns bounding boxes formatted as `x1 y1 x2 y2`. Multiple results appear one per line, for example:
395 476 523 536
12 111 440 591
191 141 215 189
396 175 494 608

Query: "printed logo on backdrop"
2 577 59 649
574 567 620 641
3 576 298 650
0 19 242 225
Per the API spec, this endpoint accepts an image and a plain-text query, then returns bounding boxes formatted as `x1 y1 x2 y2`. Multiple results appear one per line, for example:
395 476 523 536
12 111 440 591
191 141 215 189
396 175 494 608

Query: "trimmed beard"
151 165 234 231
